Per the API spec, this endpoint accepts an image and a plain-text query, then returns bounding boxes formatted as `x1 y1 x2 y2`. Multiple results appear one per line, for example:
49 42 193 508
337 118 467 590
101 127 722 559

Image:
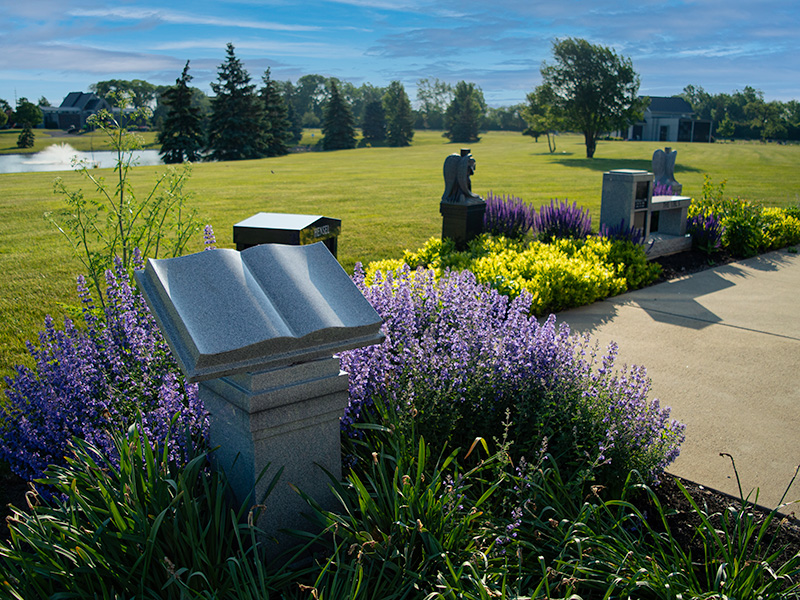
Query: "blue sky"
2 0 798 109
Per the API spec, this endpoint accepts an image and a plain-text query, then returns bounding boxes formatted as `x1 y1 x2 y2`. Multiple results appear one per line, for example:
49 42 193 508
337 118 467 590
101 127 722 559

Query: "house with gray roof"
626 96 712 142
41 92 112 130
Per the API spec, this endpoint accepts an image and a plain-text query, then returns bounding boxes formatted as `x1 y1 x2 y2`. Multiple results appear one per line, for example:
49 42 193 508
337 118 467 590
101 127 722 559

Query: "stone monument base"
647 233 693 259
199 357 348 554
440 199 486 250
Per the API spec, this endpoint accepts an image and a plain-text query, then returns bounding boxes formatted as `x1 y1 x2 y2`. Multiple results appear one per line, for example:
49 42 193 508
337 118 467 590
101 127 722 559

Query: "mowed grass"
1 130 799 381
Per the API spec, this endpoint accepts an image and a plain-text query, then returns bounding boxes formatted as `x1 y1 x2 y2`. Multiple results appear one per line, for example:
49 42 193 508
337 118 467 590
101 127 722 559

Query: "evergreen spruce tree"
16 123 35 148
383 81 415 147
444 81 485 143
281 81 303 143
361 100 386 144
158 61 205 163
321 80 356 151
259 68 292 157
207 43 266 161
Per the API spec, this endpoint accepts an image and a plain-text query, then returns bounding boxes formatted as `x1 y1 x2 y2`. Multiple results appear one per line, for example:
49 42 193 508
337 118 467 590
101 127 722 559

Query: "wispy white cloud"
69 7 321 32
0 42 179 74
1 0 798 105
153 38 364 59
676 45 773 59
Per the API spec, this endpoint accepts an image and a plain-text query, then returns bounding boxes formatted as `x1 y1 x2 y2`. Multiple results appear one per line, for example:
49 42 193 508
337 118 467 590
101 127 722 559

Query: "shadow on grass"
549 156 704 174
529 150 577 157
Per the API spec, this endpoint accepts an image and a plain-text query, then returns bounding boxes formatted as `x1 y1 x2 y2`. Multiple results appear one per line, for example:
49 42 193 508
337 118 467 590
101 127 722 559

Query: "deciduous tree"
416 78 453 129
90 79 157 109
484 105 526 131
536 37 647 158
294 74 328 124
444 81 485 143
14 98 43 128
158 61 206 163
523 85 565 153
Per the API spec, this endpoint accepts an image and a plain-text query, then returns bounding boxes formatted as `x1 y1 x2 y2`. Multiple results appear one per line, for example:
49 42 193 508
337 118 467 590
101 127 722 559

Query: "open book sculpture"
135 243 384 382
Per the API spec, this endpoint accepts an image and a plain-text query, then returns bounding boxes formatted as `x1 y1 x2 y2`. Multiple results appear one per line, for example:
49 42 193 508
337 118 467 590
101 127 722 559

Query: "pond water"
0 143 163 174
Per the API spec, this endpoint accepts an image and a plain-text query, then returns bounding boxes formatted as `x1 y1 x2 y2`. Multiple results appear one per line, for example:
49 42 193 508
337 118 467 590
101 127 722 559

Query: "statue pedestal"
199 357 348 553
440 199 486 250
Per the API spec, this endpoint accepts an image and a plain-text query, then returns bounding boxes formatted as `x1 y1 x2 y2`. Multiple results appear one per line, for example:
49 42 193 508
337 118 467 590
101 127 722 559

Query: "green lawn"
1 130 799 381
0 128 160 154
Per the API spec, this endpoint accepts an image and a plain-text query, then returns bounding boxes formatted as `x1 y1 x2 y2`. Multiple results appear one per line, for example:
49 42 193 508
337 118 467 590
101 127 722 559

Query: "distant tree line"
680 85 800 141
153 44 487 160
0 44 520 160
8 38 798 162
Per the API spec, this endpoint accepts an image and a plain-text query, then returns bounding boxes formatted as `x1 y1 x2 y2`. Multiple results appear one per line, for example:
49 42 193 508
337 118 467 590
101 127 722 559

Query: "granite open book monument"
135 242 384 548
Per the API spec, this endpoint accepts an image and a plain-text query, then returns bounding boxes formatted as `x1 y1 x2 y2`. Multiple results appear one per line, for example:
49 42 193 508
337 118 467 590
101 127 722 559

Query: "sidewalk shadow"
560 262 751 334
733 250 797 272
555 299 621 335
624 265 750 329
559 250 798 335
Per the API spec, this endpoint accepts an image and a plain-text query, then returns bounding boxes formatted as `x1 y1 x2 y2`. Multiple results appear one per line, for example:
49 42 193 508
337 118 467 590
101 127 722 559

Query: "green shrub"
0 419 301 599
690 174 800 257
721 199 765 258
606 238 663 289
469 237 627 313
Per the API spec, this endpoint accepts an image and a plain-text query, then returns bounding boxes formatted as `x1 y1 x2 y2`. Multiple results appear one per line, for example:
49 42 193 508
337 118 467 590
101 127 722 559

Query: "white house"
626 96 712 143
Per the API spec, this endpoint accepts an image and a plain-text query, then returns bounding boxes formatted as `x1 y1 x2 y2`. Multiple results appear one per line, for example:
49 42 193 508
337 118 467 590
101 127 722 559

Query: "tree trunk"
584 131 596 158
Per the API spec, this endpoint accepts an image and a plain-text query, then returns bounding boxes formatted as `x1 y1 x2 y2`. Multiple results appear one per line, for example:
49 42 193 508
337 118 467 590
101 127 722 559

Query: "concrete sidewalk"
558 248 800 511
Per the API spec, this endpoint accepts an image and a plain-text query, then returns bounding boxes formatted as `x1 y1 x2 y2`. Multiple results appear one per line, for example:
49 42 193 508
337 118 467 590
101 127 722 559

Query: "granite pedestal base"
440 200 487 250
199 357 348 551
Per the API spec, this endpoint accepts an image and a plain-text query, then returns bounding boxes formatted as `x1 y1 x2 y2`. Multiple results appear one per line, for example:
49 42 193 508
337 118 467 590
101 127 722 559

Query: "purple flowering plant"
687 210 725 254
534 199 592 243
340 265 684 486
483 192 535 240
0 250 209 485
652 182 674 196
598 219 646 246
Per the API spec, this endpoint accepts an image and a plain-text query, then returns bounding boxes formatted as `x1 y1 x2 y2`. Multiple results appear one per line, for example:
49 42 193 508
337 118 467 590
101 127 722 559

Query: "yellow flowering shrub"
762 207 800 250
362 234 657 315
470 237 627 314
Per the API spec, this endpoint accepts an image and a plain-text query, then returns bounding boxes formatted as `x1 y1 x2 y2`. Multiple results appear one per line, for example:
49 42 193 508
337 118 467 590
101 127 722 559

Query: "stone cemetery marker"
135 242 384 550
136 243 383 382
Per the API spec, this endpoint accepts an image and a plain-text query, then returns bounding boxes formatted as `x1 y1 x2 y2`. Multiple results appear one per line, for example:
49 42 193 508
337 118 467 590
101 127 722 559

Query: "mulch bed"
652 248 736 281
